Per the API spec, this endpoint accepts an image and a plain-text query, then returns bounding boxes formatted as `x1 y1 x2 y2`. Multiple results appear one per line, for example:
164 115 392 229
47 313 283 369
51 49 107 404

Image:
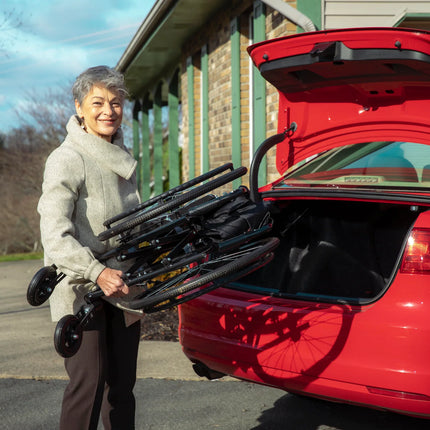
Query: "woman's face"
75 84 123 142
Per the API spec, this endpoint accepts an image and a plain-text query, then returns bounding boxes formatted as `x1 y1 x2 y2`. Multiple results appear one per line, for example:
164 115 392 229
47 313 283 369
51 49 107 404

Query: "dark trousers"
59 302 141 430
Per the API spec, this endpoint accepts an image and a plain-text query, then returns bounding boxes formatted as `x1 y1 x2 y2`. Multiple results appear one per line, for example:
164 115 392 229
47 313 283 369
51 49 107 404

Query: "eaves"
116 0 229 98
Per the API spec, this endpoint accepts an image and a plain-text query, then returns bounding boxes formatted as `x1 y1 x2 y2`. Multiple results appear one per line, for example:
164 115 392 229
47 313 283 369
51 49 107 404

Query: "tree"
1 85 136 254
1 84 74 254
0 127 47 253
0 8 23 57
15 86 74 144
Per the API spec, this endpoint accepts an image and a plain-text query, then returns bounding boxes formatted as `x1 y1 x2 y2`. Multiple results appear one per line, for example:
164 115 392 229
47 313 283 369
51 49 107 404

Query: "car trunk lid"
248 27 430 175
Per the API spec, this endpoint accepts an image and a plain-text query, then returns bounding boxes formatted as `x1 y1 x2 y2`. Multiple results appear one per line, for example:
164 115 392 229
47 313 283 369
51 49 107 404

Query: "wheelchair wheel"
98 166 247 241
143 251 274 313
125 249 209 286
104 188 248 263
128 237 279 311
54 315 83 358
27 265 58 306
103 163 234 228
112 189 251 268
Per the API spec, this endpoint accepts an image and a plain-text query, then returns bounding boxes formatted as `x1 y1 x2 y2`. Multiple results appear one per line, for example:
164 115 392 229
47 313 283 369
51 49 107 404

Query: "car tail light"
400 228 430 274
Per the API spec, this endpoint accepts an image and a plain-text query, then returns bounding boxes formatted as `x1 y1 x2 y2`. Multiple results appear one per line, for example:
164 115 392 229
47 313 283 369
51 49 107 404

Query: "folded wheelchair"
27 163 279 358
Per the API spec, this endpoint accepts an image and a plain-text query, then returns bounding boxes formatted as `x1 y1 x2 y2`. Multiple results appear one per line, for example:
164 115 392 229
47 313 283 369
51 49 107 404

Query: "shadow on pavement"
251 393 430 430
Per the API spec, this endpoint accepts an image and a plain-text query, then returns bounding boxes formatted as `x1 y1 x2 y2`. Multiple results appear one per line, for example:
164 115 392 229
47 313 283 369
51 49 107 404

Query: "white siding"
324 0 430 30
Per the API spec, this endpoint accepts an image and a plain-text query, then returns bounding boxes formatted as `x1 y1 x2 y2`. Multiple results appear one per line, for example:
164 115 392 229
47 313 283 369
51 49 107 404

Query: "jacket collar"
65 115 137 180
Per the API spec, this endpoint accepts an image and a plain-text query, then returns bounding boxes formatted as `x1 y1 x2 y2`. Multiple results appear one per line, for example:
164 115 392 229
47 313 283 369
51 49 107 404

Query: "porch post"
132 100 142 192
168 69 180 188
253 0 267 186
153 82 164 195
201 44 209 173
187 56 195 179
140 95 152 200
231 16 242 188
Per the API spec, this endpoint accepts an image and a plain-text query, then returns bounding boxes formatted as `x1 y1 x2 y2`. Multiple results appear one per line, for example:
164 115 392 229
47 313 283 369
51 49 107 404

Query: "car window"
275 141 430 188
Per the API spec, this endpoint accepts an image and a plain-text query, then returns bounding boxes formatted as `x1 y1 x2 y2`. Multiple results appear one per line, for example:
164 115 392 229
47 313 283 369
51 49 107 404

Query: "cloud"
1 29 89 72
0 0 155 132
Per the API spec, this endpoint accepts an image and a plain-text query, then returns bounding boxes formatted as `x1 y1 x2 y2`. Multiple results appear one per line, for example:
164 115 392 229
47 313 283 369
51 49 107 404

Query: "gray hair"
72 65 128 104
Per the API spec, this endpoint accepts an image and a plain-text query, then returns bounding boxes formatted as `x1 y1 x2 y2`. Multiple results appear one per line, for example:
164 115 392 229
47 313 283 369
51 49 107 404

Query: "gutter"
116 0 177 72
261 0 316 32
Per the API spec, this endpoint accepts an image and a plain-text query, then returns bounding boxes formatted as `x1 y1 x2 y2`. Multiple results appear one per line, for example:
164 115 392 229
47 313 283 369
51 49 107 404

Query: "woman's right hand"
96 267 129 297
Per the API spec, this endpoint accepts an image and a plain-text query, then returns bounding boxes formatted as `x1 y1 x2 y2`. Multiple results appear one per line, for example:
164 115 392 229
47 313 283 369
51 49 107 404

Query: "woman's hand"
96 267 129 297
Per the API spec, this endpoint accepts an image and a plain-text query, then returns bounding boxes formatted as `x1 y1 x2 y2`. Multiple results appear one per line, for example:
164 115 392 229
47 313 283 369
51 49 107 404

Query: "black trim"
260 43 430 93
261 188 430 205
227 281 374 306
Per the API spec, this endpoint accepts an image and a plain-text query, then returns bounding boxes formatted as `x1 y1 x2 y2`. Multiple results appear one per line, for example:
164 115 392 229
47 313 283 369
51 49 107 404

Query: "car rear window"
275 141 430 188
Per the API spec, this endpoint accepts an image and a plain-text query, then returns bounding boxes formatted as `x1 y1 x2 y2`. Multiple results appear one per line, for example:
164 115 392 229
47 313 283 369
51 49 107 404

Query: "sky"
0 0 157 133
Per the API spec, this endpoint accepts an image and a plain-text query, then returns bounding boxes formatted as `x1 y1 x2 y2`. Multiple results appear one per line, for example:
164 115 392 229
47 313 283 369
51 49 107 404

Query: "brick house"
117 0 430 199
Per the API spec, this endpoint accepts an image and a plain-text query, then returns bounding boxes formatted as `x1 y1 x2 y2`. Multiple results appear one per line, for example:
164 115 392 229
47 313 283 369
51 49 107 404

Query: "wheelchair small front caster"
54 315 83 358
27 265 63 306
27 265 56 306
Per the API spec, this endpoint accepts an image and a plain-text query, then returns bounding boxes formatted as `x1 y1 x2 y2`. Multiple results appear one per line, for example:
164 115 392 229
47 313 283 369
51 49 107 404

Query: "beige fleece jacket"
38 115 144 326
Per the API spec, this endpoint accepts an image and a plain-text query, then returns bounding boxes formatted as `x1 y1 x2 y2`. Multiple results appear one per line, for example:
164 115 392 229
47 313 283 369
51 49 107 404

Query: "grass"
0 252 43 262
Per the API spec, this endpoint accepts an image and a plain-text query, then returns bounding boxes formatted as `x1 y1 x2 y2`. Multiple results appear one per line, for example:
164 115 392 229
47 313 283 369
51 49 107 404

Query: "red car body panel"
179 265 430 416
179 28 430 418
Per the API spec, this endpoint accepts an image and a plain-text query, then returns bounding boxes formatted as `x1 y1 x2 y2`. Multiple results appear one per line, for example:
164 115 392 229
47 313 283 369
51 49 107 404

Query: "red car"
179 27 430 419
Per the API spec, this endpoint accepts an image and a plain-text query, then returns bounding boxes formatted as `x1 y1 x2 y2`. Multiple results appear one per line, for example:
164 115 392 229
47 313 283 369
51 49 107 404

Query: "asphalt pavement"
1 260 429 429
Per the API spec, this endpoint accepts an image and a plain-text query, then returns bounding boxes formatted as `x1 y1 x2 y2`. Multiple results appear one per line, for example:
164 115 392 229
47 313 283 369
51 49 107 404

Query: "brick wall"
180 0 297 190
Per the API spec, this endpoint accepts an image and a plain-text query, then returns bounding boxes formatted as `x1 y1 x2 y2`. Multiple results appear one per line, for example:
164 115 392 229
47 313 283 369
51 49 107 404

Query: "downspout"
261 0 316 32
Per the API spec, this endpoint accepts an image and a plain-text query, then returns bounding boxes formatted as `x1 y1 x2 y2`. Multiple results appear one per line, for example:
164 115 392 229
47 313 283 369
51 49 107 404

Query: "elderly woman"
38 66 142 430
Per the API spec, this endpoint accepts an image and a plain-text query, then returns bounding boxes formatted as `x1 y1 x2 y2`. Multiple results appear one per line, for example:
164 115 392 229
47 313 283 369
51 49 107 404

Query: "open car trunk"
236 199 422 303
